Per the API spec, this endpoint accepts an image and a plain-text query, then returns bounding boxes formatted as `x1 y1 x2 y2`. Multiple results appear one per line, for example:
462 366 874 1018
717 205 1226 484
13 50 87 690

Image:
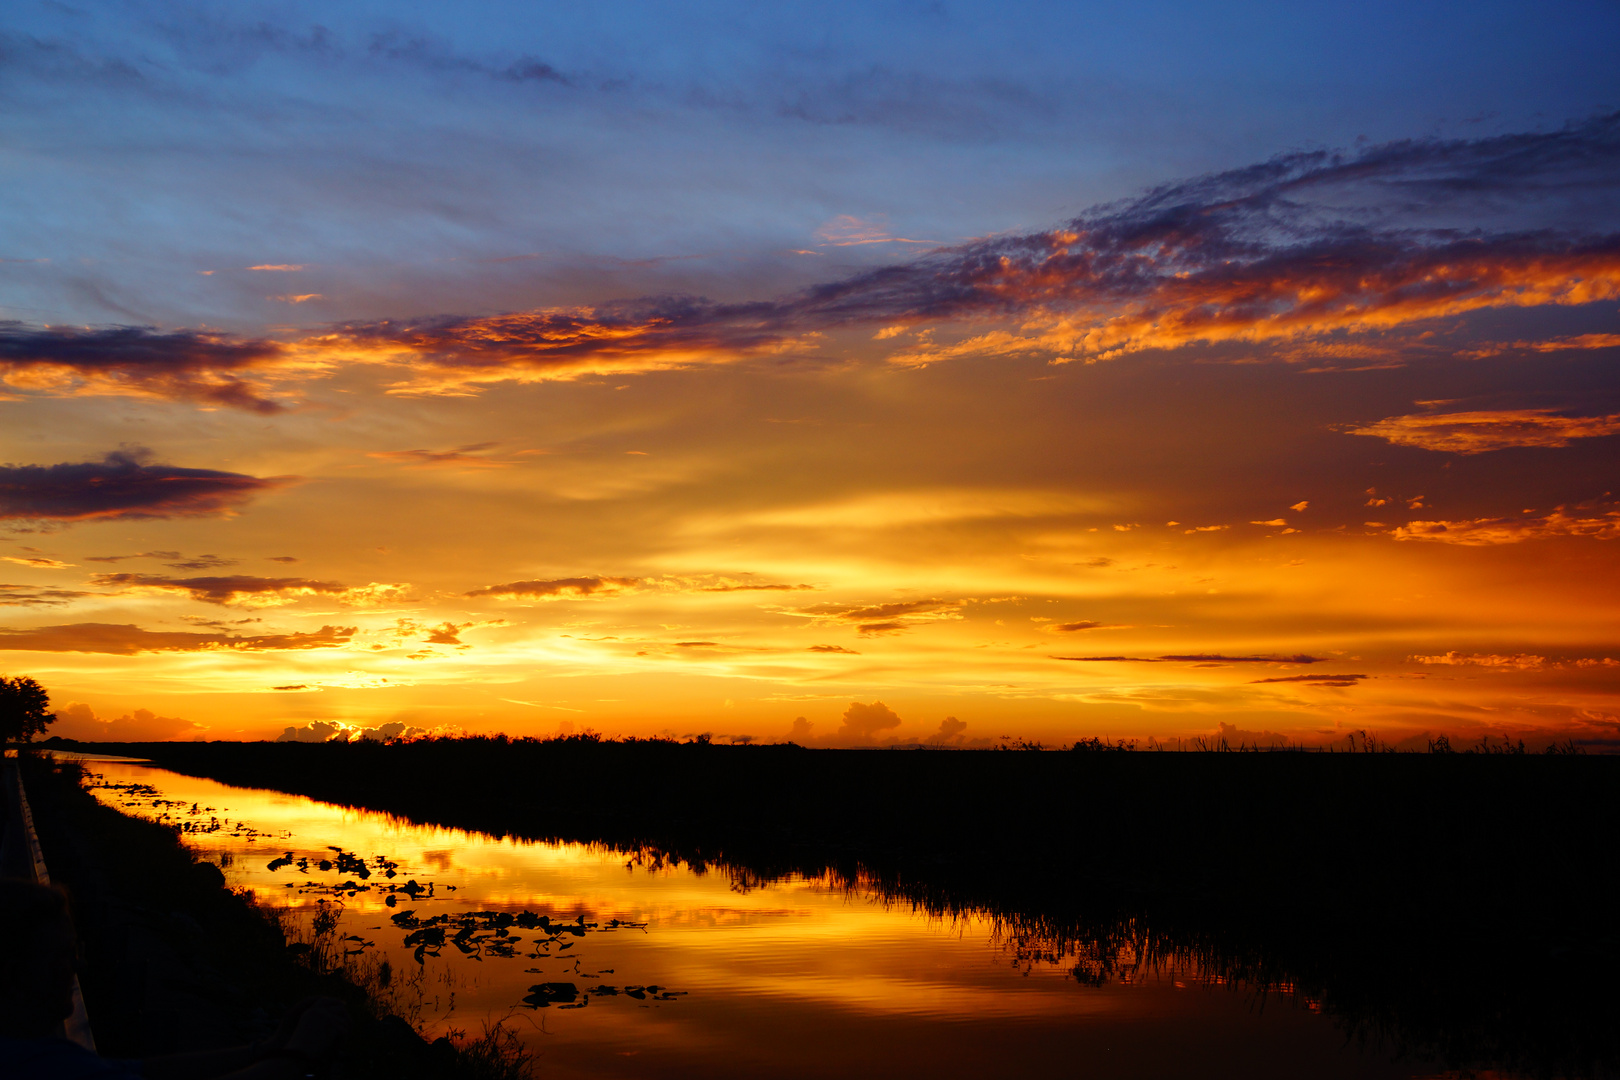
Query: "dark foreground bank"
65 738 1620 1078
11 753 529 1079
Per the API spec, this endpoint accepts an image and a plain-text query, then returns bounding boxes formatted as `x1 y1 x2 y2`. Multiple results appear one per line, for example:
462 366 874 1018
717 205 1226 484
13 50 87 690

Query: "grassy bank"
67 737 1620 1077
16 752 530 1079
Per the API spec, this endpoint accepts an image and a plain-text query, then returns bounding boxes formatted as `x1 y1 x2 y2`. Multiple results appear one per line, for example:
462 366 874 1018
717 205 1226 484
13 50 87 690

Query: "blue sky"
4 0 1617 330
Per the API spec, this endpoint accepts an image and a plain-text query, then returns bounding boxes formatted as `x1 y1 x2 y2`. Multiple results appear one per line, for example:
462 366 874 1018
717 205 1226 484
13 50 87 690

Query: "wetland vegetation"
43 734 1620 1079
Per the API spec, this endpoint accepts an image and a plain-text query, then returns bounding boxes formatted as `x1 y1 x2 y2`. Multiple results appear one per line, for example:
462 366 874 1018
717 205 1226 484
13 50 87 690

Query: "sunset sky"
3 1 1620 747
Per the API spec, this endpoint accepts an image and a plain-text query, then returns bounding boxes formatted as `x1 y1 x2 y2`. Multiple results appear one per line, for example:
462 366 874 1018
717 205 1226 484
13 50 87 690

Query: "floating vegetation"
85 773 285 841
521 981 684 1009
386 909 646 966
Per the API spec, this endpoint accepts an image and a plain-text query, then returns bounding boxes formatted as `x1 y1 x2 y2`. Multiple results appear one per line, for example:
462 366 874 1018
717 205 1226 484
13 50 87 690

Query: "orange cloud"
791 598 963 634
466 575 643 600
1412 652 1547 669
1392 508 1620 544
7 118 1618 404
1460 332 1620 358
812 215 935 247
0 622 355 654
0 323 295 412
1350 409 1620 453
367 442 512 468
88 572 412 608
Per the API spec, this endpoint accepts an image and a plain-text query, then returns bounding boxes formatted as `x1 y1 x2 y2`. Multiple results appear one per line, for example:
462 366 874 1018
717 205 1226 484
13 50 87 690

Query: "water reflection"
85 761 1458 1080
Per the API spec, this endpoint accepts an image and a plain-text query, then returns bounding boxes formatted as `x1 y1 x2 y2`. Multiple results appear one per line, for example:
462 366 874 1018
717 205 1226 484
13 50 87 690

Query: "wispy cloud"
0 584 91 607
0 622 356 653
1055 653 1326 664
88 572 411 607
465 574 816 600
465 575 646 600
1350 409 1620 453
1251 673 1369 686
367 442 512 469
1412 652 1546 669
324 113 1620 389
84 551 236 570
7 116 1614 406
1392 508 1620 544
0 555 74 569
790 598 962 634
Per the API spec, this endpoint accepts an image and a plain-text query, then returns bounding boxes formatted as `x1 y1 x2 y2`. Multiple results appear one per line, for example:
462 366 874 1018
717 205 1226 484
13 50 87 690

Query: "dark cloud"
17 115 1618 404
365 30 570 86
807 599 958 621
835 700 902 745
52 701 201 741
1055 653 1326 664
695 582 817 592
808 644 859 654
1159 653 1325 664
466 575 641 600
0 622 355 654
312 113 1620 388
0 322 288 412
0 449 288 525
87 572 357 605
0 583 91 607
84 550 237 570
1046 620 1123 633
1251 673 1370 686
795 598 962 635
94 573 410 608
465 574 808 600
423 621 476 645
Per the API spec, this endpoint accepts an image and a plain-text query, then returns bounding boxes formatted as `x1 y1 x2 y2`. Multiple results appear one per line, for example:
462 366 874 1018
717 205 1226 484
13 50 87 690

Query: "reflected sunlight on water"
85 760 1454 1080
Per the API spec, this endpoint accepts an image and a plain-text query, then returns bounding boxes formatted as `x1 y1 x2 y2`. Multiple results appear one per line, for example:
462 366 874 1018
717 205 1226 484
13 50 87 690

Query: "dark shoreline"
53 737 1620 1079
13 753 527 1078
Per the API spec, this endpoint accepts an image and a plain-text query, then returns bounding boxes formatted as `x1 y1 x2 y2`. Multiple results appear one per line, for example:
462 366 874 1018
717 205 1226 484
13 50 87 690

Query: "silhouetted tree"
0 675 54 743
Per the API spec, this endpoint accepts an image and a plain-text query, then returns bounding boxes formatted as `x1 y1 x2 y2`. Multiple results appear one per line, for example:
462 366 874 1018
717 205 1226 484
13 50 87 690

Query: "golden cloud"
1392 509 1620 544
1350 409 1620 453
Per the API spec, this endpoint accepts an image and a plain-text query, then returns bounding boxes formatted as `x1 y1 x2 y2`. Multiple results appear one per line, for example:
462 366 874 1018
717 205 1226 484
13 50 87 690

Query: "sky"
3 0 1620 748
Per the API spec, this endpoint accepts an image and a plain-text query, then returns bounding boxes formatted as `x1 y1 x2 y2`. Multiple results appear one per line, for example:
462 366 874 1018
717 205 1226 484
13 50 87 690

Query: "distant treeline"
62 736 1620 1078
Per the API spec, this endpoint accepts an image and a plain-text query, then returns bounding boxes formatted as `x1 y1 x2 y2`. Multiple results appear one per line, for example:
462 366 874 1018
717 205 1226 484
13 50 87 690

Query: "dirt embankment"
16 754 526 1079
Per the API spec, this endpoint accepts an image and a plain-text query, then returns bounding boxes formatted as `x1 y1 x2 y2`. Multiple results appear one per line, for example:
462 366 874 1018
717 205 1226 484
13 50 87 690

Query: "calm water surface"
87 760 1457 1079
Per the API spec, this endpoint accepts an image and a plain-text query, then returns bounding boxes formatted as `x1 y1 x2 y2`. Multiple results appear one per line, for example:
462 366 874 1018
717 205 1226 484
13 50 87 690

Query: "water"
86 759 1453 1079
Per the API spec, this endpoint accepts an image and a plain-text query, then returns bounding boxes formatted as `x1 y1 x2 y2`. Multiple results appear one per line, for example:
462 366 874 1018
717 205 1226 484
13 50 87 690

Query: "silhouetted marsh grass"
61 736 1620 1079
